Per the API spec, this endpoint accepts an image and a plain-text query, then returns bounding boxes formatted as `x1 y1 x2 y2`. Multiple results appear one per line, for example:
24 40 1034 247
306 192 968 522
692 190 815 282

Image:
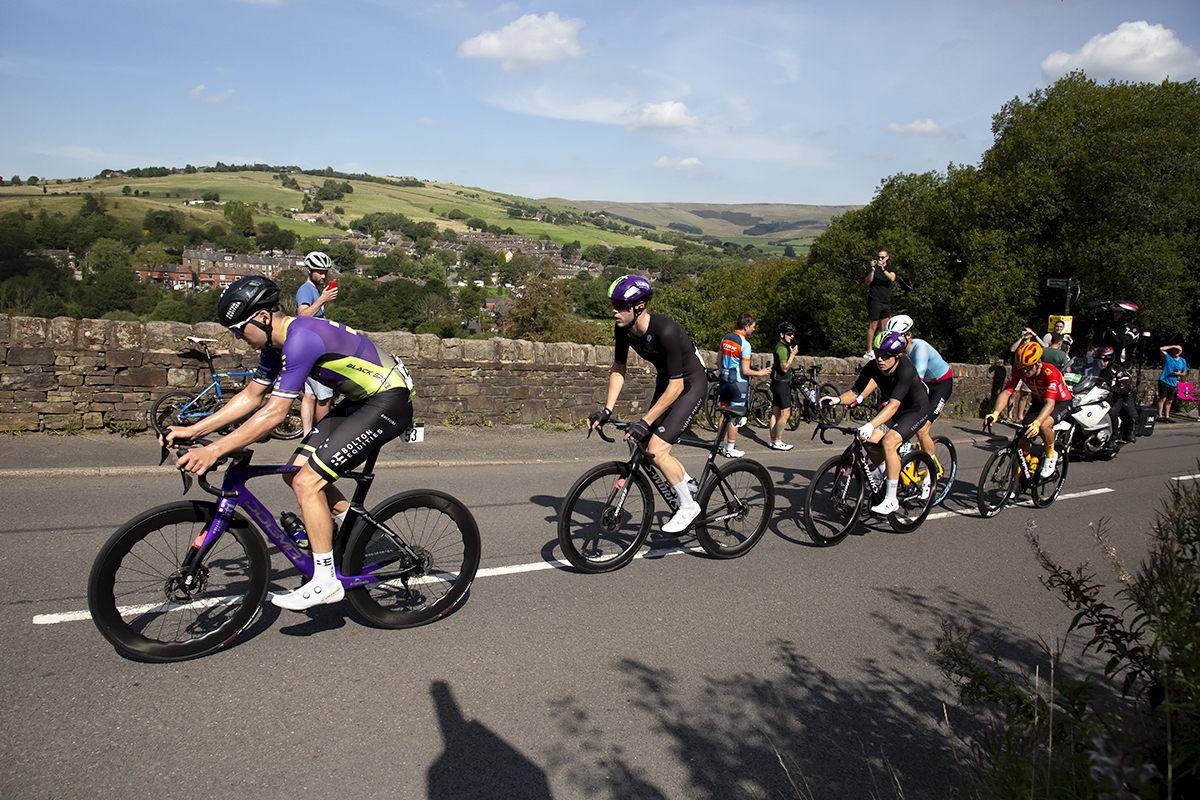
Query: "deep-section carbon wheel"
976 447 1017 518
803 455 865 546
889 451 938 533
694 459 774 558
557 462 654 573
930 436 958 507
87 501 269 662
343 490 481 628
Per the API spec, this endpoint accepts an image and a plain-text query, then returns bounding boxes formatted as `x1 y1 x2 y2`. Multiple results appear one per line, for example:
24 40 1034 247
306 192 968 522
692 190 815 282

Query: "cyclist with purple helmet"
820 331 931 514
587 275 708 534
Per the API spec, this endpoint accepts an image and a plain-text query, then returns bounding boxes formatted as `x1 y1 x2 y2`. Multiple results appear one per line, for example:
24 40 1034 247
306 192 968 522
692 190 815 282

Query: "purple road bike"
87 435 480 662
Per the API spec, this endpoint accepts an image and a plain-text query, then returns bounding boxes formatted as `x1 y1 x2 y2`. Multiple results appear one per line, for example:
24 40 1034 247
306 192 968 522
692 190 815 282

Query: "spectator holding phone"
296 251 339 434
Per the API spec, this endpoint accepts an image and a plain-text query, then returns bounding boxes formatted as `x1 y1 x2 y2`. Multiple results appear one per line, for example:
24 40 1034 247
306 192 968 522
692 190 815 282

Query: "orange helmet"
1016 340 1043 368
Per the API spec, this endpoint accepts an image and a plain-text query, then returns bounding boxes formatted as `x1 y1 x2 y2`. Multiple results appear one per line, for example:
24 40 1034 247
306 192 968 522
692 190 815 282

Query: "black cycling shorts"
295 387 414 482
868 301 891 322
651 377 707 445
770 380 792 409
886 408 929 442
927 377 953 422
1020 399 1073 428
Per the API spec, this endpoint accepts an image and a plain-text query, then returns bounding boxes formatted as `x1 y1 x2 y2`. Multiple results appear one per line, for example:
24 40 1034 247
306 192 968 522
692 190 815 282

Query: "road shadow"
541 585 1053 799
427 679 554 800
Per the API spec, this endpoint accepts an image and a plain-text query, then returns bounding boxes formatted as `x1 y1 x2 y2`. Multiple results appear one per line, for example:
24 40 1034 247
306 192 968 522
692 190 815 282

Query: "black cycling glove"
627 419 651 442
588 407 612 426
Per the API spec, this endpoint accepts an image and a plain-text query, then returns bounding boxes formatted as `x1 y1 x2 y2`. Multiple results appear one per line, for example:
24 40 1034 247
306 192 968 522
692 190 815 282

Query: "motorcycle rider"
1087 346 1137 443
1095 302 1141 443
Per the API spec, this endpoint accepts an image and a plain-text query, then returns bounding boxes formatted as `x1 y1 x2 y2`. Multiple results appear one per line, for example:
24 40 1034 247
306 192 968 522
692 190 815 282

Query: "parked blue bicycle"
150 336 303 440
86 430 481 661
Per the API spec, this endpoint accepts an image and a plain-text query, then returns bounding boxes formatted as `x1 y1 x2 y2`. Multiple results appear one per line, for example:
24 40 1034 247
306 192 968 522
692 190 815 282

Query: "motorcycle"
1057 367 1124 460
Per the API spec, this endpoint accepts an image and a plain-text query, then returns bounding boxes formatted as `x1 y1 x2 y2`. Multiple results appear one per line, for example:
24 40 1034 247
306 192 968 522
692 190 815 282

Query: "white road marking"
921 486 1113 521
34 544 704 626
1171 474 1200 482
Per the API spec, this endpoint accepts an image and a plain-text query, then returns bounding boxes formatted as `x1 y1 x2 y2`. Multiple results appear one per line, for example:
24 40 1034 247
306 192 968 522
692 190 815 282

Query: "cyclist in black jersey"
587 275 707 534
163 276 415 611
821 331 930 515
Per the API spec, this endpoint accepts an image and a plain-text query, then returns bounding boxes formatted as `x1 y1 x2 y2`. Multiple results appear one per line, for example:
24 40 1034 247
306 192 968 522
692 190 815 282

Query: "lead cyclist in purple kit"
162 275 416 611
587 275 709 535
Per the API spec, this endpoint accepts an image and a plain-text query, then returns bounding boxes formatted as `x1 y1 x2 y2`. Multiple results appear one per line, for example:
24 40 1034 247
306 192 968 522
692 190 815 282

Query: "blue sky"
3 1 1198 205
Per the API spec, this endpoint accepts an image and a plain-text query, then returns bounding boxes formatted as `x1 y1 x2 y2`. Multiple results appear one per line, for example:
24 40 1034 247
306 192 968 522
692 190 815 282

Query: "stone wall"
1 314 1189 433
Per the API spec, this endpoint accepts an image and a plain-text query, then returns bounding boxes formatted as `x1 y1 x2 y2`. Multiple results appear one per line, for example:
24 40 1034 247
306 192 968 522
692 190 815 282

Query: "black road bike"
787 365 844 430
976 418 1070 518
802 421 938 546
558 410 775 572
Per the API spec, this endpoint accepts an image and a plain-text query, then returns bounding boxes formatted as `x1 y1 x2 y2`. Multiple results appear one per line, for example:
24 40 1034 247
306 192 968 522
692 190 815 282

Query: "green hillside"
1 170 854 253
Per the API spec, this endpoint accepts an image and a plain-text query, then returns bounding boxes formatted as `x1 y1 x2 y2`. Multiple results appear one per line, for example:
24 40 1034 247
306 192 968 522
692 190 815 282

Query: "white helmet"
304 251 333 272
885 314 913 334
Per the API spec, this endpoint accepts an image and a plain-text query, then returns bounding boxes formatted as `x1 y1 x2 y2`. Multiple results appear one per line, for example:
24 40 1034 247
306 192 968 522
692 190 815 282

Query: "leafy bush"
934 479 1200 798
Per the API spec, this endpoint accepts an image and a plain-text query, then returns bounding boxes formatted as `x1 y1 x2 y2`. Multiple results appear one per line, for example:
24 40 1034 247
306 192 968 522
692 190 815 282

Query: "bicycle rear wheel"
1031 436 1070 508
694 459 774 558
976 447 1018 518
343 490 481 628
87 501 270 662
750 386 773 428
889 451 938 532
803 455 866 546
930 436 958 506
558 462 654 573
787 380 818 431
848 390 880 422
703 384 722 431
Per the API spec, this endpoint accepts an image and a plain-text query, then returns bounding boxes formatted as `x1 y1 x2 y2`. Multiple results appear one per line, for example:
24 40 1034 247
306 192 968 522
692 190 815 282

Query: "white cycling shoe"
721 446 745 458
870 495 899 515
271 579 345 611
1040 453 1059 478
662 504 700 534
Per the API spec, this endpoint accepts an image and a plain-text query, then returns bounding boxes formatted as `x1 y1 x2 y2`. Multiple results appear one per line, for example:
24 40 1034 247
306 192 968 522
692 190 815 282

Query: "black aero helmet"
218 275 280 328
777 321 796 334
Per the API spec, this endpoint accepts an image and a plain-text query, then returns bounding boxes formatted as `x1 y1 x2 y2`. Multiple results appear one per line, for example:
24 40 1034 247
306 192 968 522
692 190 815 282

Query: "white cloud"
654 156 704 170
1041 21 1200 83
188 84 234 104
458 12 583 71
886 119 944 135
628 101 701 130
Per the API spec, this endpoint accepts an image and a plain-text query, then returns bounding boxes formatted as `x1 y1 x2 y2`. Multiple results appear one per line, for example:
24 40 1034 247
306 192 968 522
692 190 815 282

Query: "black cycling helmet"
777 321 796 334
1112 301 1138 318
218 275 280 328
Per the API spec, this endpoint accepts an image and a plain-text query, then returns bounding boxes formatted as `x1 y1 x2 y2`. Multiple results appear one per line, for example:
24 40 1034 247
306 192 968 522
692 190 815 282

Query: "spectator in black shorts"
864 250 895 358
768 322 799 451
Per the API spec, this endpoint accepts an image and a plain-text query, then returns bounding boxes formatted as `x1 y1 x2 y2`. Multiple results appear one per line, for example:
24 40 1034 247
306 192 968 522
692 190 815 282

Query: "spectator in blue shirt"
1158 344 1187 422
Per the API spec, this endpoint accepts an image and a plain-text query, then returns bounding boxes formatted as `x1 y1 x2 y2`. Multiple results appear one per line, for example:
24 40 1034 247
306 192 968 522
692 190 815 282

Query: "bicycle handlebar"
589 417 630 444
159 439 241 498
812 419 861 445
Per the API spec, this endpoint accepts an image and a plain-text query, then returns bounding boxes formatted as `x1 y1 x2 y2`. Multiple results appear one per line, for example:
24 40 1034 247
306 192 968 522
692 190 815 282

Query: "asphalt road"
1 420 1197 799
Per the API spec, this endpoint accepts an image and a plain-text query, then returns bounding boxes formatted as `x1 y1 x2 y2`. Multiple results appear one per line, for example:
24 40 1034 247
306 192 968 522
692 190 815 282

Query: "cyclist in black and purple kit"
587 275 708 534
162 275 415 611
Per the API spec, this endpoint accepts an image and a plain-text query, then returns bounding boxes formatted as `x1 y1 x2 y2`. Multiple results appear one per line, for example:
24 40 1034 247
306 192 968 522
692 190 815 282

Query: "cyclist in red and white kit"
587 275 707 534
987 339 1073 477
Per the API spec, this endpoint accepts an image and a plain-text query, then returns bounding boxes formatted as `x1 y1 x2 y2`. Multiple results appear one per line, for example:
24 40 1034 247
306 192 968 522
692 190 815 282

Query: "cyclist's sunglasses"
228 314 259 339
875 351 898 361
611 299 637 312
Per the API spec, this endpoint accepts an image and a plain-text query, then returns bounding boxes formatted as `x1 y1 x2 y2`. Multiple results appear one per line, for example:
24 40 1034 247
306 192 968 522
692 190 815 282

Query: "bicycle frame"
180 449 418 590
598 413 740 520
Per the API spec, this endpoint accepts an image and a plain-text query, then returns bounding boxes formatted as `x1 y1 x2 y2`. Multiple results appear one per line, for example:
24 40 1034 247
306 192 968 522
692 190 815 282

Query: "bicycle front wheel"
694 460 774 558
558 462 654 573
151 390 203 435
804 456 866 546
87 501 270 662
889 451 938 533
976 447 1018 518
818 382 845 425
343 490 481 628
931 436 958 507
270 400 305 440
